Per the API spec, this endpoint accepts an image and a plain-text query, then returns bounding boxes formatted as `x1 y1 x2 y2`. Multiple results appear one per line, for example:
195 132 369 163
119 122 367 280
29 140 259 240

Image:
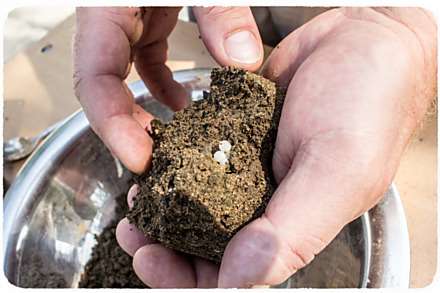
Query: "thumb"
192 7 264 71
218 153 380 287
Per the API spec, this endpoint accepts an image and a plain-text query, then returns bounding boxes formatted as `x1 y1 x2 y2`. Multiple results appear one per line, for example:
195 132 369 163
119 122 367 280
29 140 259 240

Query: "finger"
133 244 196 288
218 217 295 287
74 7 154 173
84 83 154 174
116 218 158 257
135 43 191 111
192 257 219 288
193 7 264 71
219 160 368 287
132 104 155 132
259 9 344 87
134 7 190 111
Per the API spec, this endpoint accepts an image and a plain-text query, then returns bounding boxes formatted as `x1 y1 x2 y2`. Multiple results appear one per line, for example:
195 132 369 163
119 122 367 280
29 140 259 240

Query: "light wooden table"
2 14 437 288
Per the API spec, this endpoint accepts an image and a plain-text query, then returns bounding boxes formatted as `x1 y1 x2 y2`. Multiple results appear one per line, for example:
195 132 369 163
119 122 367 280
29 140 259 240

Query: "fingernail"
224 30 261 64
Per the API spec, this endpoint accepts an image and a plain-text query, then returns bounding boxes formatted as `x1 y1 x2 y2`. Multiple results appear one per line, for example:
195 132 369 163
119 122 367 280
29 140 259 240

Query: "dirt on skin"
127 66 286 263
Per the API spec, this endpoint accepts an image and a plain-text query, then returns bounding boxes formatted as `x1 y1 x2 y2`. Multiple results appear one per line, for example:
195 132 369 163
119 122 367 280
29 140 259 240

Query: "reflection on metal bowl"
3 69 410 288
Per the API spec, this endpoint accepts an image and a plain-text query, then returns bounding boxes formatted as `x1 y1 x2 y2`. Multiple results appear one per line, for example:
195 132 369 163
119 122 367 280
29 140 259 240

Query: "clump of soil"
127 66 286 263
79 193 148 288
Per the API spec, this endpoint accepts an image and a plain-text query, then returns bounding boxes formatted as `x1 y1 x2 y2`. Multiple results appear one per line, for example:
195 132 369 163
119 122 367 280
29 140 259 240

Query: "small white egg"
219 140 231 152
214 150 228 165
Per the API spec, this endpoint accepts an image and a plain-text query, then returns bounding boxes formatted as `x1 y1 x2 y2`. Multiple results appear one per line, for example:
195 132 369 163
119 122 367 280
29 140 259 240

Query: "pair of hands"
73 7 436 288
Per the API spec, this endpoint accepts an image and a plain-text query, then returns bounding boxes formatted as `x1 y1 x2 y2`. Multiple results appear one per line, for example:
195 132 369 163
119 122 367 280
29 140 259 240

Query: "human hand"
73 7 263 174
218 7 437 286
116 7 436 288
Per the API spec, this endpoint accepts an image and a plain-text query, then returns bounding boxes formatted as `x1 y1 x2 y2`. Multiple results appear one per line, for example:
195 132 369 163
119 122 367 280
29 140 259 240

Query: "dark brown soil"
79 193 148 288
127 66 286 263
19 254 67 288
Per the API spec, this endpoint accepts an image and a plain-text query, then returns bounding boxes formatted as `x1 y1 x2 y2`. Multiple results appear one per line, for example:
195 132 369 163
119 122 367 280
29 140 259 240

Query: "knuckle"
72 71 84 102
72 61 91 105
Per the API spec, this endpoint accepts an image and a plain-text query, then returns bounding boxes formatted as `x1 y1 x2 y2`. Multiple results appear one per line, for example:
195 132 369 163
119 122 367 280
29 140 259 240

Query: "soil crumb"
127 66 286 263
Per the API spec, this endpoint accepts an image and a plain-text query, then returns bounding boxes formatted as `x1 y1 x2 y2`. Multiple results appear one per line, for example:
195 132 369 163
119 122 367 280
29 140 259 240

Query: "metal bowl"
3 68 410 288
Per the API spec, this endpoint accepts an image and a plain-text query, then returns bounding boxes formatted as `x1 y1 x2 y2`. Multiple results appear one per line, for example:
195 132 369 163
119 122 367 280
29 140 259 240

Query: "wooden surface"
2 14 437 288
394 113 438 288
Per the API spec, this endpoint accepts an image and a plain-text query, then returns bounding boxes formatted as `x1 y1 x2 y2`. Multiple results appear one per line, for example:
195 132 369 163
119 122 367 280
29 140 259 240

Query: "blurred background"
3 7 75 63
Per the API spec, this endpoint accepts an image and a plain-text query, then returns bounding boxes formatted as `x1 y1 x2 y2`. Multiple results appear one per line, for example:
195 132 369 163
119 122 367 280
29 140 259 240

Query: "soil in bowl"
79 192 148 288
127 66 286 263
19 254 67 288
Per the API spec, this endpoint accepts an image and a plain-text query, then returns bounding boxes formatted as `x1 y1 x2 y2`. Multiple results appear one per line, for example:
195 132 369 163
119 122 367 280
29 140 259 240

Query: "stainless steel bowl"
3 68 410 288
